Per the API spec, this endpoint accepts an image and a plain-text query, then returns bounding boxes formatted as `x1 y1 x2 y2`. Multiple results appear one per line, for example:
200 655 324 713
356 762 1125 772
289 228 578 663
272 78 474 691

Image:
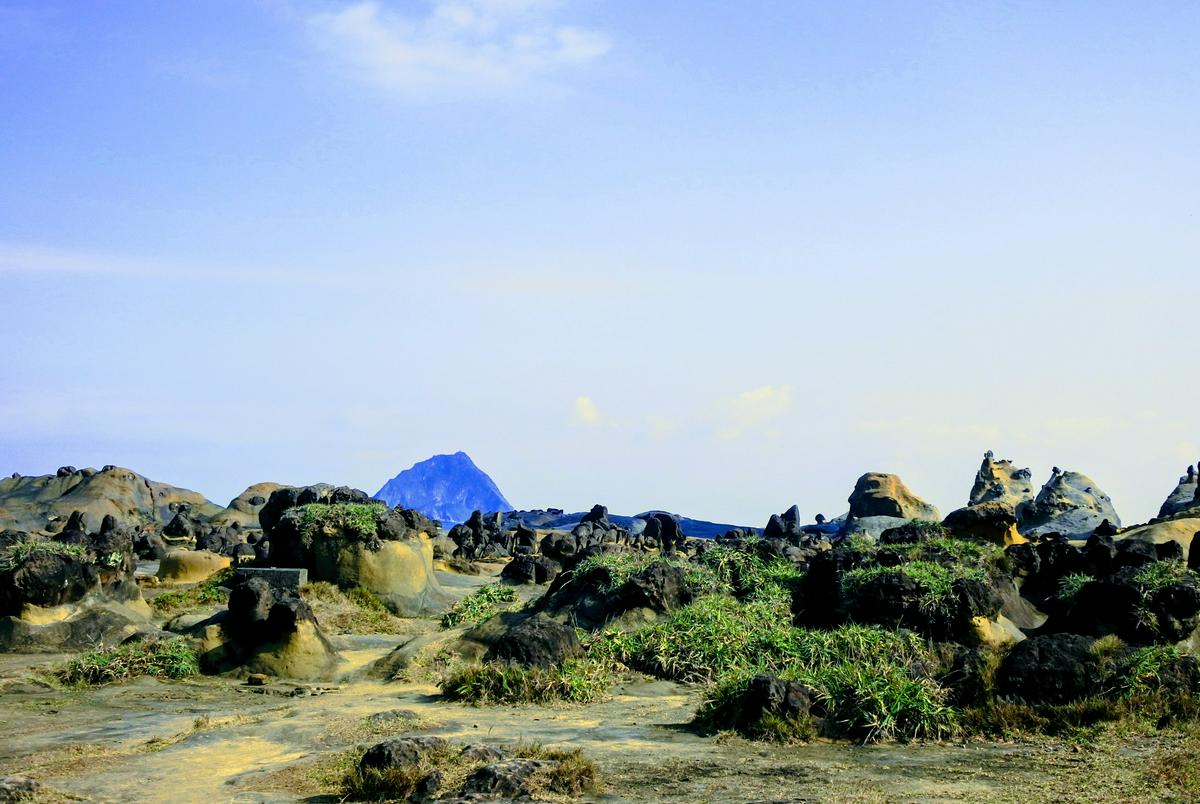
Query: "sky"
1 1 1198 526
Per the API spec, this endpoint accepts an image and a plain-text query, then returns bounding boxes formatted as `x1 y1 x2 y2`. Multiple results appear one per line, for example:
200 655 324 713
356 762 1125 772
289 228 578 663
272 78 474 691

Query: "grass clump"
440 583 520 628
699 546 804 600
301 582 405 634
1134 560 1193 593
440 658 614 705
0 538 89 571
299 502 383 540
149 566 235 615
569 551 721 598
692 626 953 743
1057 572 1095 603
56 637 199 685
842 560 988 615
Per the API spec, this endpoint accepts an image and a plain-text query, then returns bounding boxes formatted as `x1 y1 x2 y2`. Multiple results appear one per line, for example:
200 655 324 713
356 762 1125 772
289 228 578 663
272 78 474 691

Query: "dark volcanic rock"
484 614 583 668
996 634 1101 704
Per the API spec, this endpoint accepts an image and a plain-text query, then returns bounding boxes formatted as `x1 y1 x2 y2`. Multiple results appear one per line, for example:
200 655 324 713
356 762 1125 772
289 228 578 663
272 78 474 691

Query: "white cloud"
306 0 611 96
718 385 794 441
572 395 600 425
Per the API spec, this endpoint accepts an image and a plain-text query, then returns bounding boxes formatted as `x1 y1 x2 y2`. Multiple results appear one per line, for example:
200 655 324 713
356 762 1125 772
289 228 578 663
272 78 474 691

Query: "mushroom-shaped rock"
848 473 940 521
261 486 451 616
1018 470 1120 538
157 549 231 584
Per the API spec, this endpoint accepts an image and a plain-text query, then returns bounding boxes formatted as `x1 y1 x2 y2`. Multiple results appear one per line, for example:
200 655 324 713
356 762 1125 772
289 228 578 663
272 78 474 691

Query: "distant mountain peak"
374 452 511 526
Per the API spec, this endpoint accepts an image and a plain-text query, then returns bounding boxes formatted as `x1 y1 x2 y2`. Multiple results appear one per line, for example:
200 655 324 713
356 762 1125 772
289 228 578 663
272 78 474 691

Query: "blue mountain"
375 451 512 526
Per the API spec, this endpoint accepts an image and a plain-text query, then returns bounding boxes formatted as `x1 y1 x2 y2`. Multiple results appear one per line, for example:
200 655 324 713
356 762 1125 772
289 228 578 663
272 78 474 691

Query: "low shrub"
57 637 199 685
440 583 520 628
440 658 614 704
1135 560 1194 593
1057 572 1094 603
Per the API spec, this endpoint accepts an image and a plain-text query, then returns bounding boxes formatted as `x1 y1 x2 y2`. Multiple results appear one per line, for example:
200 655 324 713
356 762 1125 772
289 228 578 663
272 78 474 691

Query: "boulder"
500 554 562 585
1018 469 1120 538
484 613 583 668
996 633 1101 705
943 502 1025 546
0 532 140 618
157 549 231 584
261 486 451 616
847 473 941 522
462 759 554 798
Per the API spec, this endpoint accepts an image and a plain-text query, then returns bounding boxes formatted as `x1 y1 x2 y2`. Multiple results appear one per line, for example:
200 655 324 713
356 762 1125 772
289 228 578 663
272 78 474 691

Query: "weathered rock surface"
1158 463 1200 518
261 486 451 616
1018 469 1120 538
0 466 221 534
841 474 940 539
968 452 1035 513
194 575 340 680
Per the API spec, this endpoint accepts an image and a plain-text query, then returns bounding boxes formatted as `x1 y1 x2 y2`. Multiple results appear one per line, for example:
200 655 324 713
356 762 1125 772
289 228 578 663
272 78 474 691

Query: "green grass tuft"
1058 572 1095 603
299 502 384 540
440 658 614 704
56 637 199 685
0 538 89 571
842 560 988 615
1135 560 1193 593
440 583 520 628
149 567 235 615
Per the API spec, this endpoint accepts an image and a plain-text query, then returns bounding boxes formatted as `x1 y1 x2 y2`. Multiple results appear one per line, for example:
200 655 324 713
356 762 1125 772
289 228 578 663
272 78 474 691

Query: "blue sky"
2 1 1198 524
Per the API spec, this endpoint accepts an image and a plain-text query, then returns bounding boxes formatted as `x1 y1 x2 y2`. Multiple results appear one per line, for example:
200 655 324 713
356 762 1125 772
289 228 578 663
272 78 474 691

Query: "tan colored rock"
157 549 230 584
208 482 286 530
1117 517 1200 562
970 614 1026 648
313 535 451 617
0 465 221 533
848 473 940 521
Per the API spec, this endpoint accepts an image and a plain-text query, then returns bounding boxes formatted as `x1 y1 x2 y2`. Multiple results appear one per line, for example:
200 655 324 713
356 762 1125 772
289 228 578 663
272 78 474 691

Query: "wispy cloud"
572 395 601 425
718 385 794 441
305 0 611 97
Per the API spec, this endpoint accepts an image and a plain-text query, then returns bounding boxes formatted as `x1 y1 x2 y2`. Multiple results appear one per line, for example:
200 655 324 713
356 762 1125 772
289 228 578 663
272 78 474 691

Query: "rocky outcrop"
0 526 153 652
995 634 1100 705
1158 463 1200 519
0 466 221 534
261 486 451 616
157 549 232 584
841 473 940 540
968 451 1035 513
848 473 940 521
194 575 340 680
1018 469 1120 538
943 502 1024 546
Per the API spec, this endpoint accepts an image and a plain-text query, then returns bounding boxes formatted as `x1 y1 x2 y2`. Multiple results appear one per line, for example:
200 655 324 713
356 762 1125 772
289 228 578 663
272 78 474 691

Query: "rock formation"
1158 463 1200 518
1017 469 1120 538
260 485 451 616
841 473 941 539
968 451 1035 513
